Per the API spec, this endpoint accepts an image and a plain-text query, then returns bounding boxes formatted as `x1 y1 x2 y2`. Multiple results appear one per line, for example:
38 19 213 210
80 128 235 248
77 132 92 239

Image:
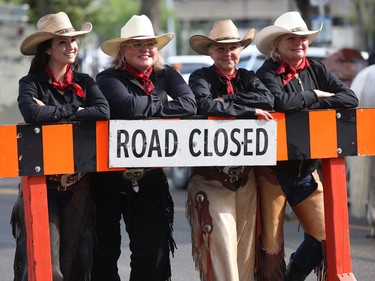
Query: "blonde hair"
110 44 165 71
269 35 282 61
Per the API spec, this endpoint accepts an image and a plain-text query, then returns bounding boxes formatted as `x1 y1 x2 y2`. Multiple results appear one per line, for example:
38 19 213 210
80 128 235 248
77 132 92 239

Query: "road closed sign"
108 119 277 167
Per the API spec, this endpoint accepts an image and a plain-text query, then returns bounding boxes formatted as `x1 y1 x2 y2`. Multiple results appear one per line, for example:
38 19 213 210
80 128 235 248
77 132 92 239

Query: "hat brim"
20 22 92 55
255 24 322 57
101 33 174 57
190 28 256 55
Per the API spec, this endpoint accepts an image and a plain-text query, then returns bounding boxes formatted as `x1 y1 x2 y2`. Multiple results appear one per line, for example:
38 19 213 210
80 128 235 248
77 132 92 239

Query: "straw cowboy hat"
255 11 322 57
101 15 174 57
20 12 92 55
189 19 256 55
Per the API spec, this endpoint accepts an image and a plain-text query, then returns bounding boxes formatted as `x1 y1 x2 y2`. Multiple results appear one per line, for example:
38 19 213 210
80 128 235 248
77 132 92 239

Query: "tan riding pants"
186 168 257 281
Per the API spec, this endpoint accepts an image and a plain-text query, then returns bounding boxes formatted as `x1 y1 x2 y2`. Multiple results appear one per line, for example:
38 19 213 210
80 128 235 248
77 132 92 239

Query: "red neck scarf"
215 66 237 95
44 64 85 97
123 64 155 95
276 57 310 86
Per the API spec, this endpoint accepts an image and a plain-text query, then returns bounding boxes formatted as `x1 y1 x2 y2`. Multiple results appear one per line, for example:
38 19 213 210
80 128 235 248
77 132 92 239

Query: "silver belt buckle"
223 166 243 183
122 169 146 192
122 169 145 181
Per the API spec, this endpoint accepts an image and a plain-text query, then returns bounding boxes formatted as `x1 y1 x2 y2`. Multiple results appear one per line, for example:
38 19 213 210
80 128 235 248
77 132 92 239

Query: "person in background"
11 12 109 281
322 48 367 87
347 64 375 239
186 19 274 281
90 15 196 281
254 11 358 281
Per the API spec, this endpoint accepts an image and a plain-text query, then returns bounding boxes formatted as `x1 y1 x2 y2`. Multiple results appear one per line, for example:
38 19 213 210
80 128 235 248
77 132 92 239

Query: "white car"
166 55 213 82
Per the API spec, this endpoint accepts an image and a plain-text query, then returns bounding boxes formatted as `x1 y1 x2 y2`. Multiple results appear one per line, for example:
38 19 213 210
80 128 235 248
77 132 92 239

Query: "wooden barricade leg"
22 176 52 281
321 158 357 281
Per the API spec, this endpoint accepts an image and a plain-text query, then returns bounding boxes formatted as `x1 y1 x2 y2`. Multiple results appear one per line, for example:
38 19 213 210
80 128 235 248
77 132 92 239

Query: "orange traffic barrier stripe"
1 108 374 178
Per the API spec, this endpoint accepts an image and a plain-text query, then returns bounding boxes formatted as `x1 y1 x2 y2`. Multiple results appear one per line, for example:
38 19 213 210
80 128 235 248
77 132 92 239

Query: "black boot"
285 261 307 281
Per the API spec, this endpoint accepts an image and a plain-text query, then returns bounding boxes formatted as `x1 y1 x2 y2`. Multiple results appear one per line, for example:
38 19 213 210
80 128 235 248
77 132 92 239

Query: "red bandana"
215 66 237 95
44 64 85 97
123 65 155 95
276 57 310 86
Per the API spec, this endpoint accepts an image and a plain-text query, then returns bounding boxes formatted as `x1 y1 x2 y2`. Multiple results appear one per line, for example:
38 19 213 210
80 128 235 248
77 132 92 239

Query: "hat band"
55 28 76 35
214 36 241 42
128 35 155 39
289 27 309 33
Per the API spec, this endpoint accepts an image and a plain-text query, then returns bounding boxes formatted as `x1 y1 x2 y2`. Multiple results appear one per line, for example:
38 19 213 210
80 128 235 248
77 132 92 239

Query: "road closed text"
109 119 277 167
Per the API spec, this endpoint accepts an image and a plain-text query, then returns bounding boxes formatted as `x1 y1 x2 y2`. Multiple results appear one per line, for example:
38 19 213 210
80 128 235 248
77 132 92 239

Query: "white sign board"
108 119 277 168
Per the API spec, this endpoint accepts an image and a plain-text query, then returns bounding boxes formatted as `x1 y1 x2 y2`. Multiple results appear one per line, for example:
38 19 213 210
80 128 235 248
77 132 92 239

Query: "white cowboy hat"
255 11 322 57
190 19 256 55
101 15 174 57
20 12 92 55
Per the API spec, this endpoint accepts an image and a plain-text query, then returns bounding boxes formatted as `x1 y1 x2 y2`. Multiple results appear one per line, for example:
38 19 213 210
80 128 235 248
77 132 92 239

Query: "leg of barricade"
321 158 357 281
22 176 52 281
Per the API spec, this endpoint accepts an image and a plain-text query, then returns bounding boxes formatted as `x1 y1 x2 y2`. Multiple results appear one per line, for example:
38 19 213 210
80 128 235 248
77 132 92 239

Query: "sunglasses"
124 41 157 49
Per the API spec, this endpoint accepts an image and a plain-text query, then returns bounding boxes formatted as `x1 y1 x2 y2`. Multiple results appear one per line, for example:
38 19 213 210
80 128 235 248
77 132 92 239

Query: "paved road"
1 177 374 280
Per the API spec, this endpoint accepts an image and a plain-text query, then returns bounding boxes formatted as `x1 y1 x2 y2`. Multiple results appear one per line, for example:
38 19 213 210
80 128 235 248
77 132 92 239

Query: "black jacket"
18 70 110 123
189 65 274 117
96 65 196 119
256 58 359 178
256 59 358 112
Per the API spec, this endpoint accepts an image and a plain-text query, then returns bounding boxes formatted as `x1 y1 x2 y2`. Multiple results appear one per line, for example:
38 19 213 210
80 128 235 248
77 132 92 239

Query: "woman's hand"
255 108 274 120
33 97 45 106
314 89 335 98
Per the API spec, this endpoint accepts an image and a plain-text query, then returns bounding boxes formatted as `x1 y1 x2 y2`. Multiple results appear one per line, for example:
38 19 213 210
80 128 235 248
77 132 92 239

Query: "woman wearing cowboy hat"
89 15 196 281
186 19 274 281
11 12 109 281
254 11 358 281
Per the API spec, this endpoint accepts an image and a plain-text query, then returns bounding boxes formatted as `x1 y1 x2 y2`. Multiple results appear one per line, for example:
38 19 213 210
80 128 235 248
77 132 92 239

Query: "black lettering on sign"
132 129 146 157
256 128 268 155
214 128 228 157
230 128 241 156
189 129 201 157
117 130 129 158
244 128 254 156
204 129 213 156
148 129 162 157
165 129 178 157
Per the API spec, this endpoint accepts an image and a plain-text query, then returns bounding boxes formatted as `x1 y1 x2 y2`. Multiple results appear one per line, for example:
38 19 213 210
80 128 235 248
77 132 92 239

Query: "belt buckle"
60 173 86 188
226 167 243 183
122 169 145 181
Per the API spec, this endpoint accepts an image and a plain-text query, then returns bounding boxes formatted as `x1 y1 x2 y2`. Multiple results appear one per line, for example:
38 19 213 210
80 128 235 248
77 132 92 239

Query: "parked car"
166 55 213 82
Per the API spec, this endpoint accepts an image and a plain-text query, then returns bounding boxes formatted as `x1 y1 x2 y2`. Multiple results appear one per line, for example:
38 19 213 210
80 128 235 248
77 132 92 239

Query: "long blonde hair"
269 36 282 61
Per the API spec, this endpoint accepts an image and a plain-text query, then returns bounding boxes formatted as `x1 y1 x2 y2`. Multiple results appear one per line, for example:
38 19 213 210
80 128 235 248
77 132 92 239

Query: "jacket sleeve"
71 75 110 121
256 61 318 112
256 59 358 112
18 76 79 123
190 68 273 117
156 66 197 117
224 70 274 110
308 62 359 109
97 67 196 119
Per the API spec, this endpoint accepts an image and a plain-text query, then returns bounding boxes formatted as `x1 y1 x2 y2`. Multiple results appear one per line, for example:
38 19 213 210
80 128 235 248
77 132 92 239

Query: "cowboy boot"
291 172 326 279
49 214 64 281
285 260 307 281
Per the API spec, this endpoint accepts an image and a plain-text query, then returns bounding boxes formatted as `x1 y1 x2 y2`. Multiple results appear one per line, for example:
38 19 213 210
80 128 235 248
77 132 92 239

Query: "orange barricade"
2 108 374 281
